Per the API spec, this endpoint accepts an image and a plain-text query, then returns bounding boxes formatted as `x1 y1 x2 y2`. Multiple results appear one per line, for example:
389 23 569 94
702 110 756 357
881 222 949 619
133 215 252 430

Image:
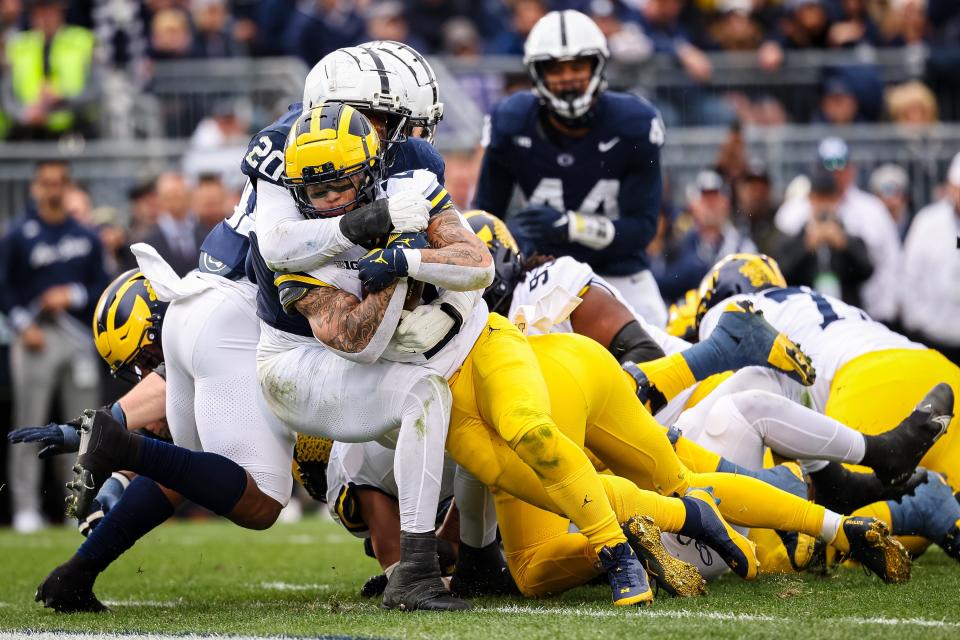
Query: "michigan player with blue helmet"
475 10 668 327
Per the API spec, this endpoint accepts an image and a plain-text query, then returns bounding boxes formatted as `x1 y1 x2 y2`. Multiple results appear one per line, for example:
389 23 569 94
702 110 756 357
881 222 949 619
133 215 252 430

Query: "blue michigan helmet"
464 210 524 314
695 253 787 327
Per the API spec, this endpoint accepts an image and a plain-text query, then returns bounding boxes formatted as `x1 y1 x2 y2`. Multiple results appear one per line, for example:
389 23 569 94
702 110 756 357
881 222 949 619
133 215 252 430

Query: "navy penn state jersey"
199 102 445 279
475 90 664 277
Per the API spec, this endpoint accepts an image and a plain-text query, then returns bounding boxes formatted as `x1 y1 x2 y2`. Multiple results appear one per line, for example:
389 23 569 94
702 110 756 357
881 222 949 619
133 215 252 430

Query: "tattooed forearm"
421 210 492 268
295 283 398 353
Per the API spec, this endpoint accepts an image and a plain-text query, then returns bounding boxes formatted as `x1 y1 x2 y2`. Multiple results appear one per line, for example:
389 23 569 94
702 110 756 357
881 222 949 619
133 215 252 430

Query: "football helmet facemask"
283 101 382 219
465 210 524 314
92 269 166 384
523 10 609 127
695 253 787 328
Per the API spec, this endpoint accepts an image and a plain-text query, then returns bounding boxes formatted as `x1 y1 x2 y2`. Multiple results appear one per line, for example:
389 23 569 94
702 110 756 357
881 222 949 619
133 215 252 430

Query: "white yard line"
488 604 960 628
258 582 330 592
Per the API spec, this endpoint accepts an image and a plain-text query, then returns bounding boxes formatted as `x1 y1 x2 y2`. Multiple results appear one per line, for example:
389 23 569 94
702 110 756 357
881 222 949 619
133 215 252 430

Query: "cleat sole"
624 515 706 598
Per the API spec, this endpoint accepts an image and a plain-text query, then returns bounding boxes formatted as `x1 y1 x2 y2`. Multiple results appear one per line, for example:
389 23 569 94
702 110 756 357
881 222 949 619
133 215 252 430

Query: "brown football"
404 280 425 311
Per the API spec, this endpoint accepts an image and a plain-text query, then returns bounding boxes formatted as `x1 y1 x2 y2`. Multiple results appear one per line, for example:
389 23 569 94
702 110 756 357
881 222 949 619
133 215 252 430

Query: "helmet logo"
738 260 774 287
557 153 574 167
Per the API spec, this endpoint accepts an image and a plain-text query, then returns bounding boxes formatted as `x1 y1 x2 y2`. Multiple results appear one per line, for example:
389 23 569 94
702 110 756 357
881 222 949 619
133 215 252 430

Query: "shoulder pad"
240 103 303 185
489 92 539 139
388 138 446 185
601 92 664 146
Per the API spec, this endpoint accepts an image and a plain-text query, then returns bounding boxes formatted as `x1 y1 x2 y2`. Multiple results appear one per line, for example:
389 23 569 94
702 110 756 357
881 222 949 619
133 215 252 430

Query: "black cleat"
808 462 927 515
943 522 960 563
67 409 137 519
862 383 955 486
623 515 705 597
449 541 519 598
35 559 108 613
382 531 472 611
839 517 911 584
360 573 388 598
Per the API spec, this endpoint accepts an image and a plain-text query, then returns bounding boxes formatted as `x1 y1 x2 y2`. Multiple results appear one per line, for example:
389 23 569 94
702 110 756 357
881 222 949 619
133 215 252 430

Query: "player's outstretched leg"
622 515 706 597
382 531 472 611
859 383 954 486
807 463 928 514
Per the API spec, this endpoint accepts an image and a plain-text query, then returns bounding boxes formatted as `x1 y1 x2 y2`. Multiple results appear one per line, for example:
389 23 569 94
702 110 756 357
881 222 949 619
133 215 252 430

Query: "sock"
820 510 843 548
395 375 449 534
75 476 175 573
133 438 247 516
715 459 808 498
636 353 696 404
693 471 825 538
514 425 625 554
455 468 498 547
598 474 688 533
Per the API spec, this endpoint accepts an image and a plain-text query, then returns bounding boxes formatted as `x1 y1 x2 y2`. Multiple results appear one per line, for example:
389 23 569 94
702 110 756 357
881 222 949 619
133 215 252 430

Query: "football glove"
565 211 615 250
358 233 429 293
387 190 431 233
8 403 127 459
509 205 567 251
293 434 333 503
7 422 81 459
391 290 470 356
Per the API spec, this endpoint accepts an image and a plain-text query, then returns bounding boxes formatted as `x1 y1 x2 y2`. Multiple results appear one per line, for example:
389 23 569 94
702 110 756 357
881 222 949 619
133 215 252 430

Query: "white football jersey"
304 169 487 377
700 286 924 412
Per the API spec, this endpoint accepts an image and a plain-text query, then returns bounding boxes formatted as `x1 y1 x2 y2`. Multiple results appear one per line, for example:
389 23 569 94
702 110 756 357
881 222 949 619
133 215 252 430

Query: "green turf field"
1 514 958 640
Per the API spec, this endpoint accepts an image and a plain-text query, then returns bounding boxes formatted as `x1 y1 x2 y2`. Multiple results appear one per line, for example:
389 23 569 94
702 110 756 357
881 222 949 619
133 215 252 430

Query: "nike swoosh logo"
598 137 620 153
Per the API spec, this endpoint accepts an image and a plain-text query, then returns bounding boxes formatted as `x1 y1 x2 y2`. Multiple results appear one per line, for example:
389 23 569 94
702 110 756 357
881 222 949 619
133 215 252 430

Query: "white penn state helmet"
360 40 444 141
523 10 610 123
302 46 413 143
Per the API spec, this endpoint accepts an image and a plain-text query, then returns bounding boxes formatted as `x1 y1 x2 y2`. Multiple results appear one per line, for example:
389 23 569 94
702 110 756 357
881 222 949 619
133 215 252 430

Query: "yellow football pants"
446 313 624 554
825 348 960 491
447 331 831 592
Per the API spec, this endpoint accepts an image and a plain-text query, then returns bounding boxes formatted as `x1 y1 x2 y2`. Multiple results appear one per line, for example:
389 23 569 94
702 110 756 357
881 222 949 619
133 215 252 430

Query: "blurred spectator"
900 151 960 364
93 206 136 277
815 75 862 124
638 0 713 82
775 137 901 322
488 0 547 55
283 0 366 66
149 8 192 59
758 0 831 70
2 0 99 140
869 163 912 238
443 149 482 210
706 0 764 51
190 98 252 150
0 160 107 534
881 0 929 46
192 173 230 228
64 184 94 228
128 177 160 243
589 0 653 63
363 1 428 52
885 80 939 126
443 19 509 122
777 169 873 304
827 0 881 48
407 0 509 53
249 0 296 56
141 172 211 276
190 0 242 58
734 158 784 256
654 169 756 303
90 0 151 84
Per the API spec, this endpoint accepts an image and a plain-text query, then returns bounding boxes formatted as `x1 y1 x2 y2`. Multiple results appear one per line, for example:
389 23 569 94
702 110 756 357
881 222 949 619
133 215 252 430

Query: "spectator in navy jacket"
0 160 107 533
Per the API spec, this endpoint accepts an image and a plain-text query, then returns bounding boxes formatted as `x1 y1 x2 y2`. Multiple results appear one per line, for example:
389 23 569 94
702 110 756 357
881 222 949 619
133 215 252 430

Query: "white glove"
565 212 615 250
392 304 456 354
387 190 430 233
391 290 477 354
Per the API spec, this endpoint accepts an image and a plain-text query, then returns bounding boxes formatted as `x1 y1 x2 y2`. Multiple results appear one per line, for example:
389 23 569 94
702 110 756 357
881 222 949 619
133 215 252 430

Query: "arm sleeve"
254 181 355 273
0 230 32 332
473 116 517 218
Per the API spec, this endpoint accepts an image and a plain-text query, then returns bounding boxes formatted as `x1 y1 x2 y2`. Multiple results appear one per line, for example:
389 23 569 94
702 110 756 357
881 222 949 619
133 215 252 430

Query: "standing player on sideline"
475 10 669 327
